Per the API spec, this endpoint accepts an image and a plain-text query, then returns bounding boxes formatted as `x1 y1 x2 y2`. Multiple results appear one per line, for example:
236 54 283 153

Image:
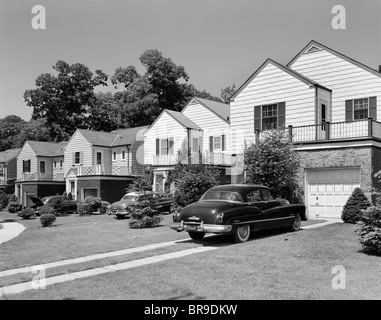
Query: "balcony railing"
21 173 54 181
77 165 131 176
257 118 381 143
152 155 176 166
151 152 231 166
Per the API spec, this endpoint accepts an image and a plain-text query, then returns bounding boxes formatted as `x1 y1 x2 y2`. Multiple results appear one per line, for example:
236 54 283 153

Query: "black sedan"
171 184 306 243
29 195 78 215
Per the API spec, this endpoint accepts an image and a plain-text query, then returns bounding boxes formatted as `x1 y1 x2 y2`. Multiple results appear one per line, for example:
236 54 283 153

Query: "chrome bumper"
171 221 232 233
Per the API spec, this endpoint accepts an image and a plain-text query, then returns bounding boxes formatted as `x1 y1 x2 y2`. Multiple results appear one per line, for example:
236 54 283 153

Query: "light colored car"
110 191 172 219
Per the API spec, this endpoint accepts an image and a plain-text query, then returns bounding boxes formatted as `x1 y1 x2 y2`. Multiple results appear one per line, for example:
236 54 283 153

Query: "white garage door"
307 168 360 219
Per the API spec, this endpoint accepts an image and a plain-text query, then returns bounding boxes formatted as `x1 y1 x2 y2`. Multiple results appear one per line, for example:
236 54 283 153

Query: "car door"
246 190 270 228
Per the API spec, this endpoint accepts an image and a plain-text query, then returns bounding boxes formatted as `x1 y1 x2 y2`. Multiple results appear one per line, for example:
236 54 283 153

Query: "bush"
84 196 102 213
40 213 56 227
356 206 381 255
7 201 21 213
77 202 91 216
38 205 56 216
129 200 163 228
9 194 18 203
17 208 36 220
341 188 371 223
49 197 64 213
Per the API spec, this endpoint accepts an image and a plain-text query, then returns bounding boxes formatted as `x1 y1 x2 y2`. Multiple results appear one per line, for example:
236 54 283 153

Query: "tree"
24 60 108 141
244 128 301 202
0 115 26 151
87 92 122 132
221 84 236 103
341 187 371 223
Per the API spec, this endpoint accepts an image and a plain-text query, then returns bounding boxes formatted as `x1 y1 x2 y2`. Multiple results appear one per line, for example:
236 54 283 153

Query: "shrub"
341 188 371 223
77 202 91 216
40 213 56 227
9 194 18 203
356 206 381 255
67 192 73 200
84 196 102 213
7 201 21 213
129 200 163 228
0 192 10 210
38 205 56 216
49 197 64 213
17 208 35 220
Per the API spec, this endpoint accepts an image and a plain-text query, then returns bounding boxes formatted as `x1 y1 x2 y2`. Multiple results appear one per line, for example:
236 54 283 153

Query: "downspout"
187 128 191 165
127 145 130 175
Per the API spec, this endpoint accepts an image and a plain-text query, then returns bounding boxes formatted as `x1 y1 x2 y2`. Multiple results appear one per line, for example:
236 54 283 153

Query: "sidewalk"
302 218 343 230
0 222 25 245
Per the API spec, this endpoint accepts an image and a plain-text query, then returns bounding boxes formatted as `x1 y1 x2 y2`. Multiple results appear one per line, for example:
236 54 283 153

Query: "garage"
306 168 360 219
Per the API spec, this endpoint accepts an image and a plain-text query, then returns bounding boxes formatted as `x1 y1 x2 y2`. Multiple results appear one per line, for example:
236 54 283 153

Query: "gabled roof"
183 97 230 123
27 141 67 157
78 129 118 147
0 148 20 163
111 125 149 146
165 109 201 130
230 58 330 101
287 40 381 78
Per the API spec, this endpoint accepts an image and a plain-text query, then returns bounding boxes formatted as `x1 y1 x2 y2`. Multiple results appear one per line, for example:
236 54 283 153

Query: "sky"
0 0 380 120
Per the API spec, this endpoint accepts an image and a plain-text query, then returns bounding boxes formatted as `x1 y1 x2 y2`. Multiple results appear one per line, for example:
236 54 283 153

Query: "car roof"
206 184 270 201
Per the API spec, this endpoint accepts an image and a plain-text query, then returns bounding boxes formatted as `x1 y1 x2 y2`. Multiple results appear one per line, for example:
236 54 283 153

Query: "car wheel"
188 232 205 240
233 224 250 243
290 214 301 231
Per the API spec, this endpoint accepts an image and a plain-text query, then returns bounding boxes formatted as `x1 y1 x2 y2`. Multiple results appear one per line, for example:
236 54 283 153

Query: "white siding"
144 112 187 165
290 49 381 123
17 142 37 180
52 156 64 179
111 146 129 167
182 102 231 155
63 130 92 177
230 62 316 153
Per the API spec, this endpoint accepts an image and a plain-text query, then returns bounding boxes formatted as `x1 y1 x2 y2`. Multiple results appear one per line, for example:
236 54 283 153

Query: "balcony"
77 165 131 176
202 151 232 166
21 173 54 181
151 155 176 166
257 118 381 143
151 152 232 166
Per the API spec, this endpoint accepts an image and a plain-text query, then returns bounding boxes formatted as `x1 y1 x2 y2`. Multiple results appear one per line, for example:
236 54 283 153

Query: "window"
247 190 262 202
262 104 278 130
23 160 31 173
192 138 199 153
96 152 102 165
213 136 221 150
40 161 45 174
113 151 116 161
354 98 368 120
209 135 226 152
75 152 80 165
122 150 126 160
261 189 274 201
60 160 63 168
156 138 174 156
54 161 57 168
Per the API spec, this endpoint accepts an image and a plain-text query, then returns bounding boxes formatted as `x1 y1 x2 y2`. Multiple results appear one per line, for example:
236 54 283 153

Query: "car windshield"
121 195 137 201
201 191 243 202
41 197 49 204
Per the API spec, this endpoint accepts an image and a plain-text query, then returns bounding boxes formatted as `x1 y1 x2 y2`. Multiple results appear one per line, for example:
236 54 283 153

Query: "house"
144 97 231 192
229 40 381 219
14 141 66 207
63 126 148 203
0 148 20 191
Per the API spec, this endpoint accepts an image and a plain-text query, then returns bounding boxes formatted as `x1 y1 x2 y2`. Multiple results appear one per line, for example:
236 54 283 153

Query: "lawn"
1 211 380 300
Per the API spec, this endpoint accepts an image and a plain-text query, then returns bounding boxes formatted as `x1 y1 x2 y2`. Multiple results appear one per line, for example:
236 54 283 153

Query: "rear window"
201 191 243 202
121 195 137 201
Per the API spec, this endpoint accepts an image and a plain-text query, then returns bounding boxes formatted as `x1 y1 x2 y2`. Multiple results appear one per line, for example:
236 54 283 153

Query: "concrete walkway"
301 218 343 230
0 222 25 245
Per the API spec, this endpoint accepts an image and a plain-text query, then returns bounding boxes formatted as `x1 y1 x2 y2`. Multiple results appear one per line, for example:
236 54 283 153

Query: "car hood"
110 200 135 209
178 201 236 223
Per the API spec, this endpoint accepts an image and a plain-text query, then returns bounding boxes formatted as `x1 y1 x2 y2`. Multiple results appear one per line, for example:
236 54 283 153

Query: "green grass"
1 212 380 300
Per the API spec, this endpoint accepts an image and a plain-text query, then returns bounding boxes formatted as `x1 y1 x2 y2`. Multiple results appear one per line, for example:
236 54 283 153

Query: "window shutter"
345 100 353 122
369 96 377 120
156 139 160 156
277 102 286 128
169 137 174 155
22 160 25 173
28 160 31 172
80 152 84 164
254 105 261 131
72 152 75 165
222 134 226 151
209 136 214 152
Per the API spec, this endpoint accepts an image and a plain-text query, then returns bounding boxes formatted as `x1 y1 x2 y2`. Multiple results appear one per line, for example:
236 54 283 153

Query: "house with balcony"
144 97 231 192
229 40 381 219
0 148 20 191
15 141 66 207
64 126 148 203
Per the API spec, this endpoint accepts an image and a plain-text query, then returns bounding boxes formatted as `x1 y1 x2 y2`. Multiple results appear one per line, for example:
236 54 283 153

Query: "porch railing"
77 165 131 176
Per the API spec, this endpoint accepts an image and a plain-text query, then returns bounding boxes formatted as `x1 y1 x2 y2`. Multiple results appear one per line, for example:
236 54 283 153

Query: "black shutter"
277 102 286 128
156 139 160 156
222 134 226 151
209 136 213 152
369 96 377 120
254 105 261 131
22 160 26 173
345 100 353 122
